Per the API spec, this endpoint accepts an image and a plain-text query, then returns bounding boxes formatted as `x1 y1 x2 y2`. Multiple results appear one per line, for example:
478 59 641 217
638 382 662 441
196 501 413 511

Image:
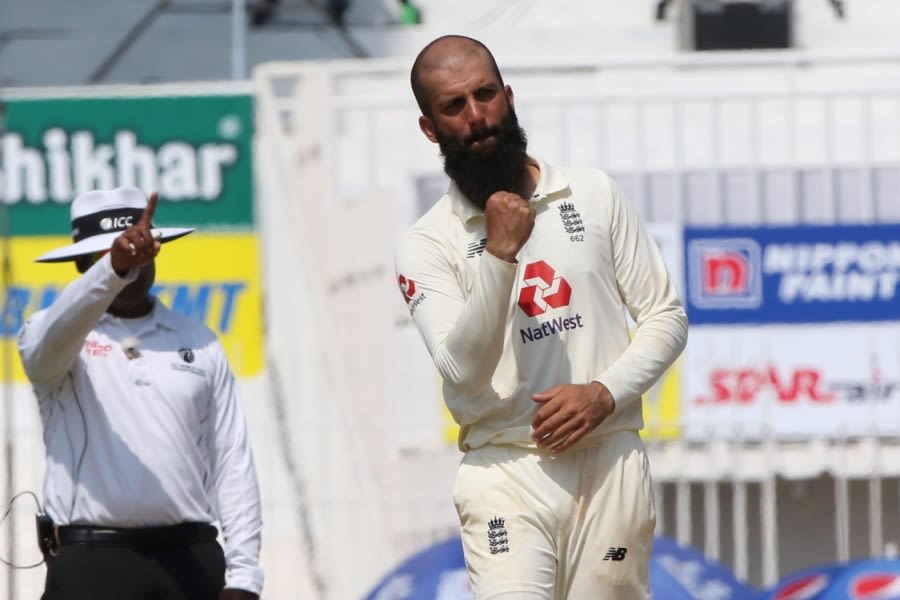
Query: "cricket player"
394 35 688 599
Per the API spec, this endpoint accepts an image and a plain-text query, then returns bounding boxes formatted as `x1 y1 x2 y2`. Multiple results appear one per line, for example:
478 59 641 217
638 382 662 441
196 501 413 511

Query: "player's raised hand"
110 192 162 275
531 382 616 453
484 191 535 263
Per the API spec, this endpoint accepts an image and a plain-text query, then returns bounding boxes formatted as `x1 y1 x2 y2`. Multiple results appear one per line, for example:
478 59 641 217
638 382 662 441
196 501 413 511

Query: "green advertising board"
0 93 254 234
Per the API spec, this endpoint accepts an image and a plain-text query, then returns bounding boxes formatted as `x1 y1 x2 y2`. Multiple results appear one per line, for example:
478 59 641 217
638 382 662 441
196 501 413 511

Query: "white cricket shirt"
395 156 688 451
17 254 264 594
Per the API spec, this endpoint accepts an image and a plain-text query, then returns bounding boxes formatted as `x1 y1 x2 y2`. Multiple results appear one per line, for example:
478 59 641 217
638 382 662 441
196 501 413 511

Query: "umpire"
17 187 264 600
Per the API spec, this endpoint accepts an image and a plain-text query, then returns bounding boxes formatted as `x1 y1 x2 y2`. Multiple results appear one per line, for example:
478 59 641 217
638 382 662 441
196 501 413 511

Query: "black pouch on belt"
36 513 58 556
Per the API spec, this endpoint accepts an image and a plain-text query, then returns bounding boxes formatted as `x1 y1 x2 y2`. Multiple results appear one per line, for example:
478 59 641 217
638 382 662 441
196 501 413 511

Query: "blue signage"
684 224 900 325
1 281 247 337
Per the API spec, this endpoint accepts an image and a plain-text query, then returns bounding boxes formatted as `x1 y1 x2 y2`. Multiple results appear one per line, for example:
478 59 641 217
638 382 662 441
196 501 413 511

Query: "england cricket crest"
558 202 584 234
488 516 509 554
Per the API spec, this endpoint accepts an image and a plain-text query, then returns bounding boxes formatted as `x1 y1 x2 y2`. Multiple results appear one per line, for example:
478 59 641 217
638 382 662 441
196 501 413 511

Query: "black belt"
56 522 218 549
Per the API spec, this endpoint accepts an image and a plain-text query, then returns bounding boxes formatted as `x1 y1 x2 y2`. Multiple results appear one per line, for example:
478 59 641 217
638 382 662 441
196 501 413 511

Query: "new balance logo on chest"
603 547 628 561
466 238 487 258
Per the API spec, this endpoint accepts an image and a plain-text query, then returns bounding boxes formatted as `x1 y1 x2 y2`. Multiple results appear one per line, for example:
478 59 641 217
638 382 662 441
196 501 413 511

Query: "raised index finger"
139 192 159 226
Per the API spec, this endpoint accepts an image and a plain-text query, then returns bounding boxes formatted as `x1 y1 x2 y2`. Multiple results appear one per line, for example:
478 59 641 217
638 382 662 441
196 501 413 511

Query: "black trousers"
41 539 226 600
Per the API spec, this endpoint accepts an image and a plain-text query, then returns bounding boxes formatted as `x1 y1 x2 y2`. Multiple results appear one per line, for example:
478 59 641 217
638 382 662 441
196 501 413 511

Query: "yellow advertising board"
0 233 263 381
640 362 682 441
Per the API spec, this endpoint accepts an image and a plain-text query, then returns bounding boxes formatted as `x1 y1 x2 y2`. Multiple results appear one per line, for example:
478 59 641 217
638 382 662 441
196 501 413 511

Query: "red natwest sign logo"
518 260 572 317
398 275 416 304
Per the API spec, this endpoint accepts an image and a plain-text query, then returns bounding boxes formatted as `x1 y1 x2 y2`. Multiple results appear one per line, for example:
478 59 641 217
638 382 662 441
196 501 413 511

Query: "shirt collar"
448 155 570 223
99 296 180 332
152 301 182 331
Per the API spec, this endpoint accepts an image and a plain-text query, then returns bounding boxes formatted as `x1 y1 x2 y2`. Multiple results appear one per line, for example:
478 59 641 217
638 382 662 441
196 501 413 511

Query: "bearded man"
394 35 688 600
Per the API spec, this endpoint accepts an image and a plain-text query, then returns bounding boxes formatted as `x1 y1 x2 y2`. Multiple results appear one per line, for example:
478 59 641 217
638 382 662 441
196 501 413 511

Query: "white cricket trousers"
453 429 656 599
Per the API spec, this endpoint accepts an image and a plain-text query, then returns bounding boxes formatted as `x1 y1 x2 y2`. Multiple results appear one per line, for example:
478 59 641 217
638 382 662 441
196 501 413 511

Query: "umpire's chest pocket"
159 359 211 421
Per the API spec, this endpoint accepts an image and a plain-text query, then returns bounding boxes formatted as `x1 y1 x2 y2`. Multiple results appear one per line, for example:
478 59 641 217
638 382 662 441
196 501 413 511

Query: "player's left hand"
219 589 258 600
531 382 616 453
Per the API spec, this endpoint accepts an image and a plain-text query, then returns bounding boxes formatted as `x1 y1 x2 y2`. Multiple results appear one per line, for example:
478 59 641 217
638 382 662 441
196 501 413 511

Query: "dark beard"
436 109 529 210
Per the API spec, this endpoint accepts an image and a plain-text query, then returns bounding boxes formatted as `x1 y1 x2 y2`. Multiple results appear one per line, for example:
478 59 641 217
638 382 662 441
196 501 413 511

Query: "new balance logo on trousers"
603 547 627 561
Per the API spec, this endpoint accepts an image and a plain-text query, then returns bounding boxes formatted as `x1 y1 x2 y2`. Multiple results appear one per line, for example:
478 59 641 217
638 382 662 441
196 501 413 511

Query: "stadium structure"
2 1 900 598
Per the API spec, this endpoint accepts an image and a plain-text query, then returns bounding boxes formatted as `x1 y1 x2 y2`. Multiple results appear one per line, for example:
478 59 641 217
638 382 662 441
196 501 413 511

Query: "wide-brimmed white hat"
35 186 196 263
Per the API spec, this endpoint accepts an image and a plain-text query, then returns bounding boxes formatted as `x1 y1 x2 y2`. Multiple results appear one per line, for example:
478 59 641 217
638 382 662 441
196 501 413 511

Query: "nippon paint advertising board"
684 224 900 325
683 223 900 439
682 324 900 440
0 92 262 379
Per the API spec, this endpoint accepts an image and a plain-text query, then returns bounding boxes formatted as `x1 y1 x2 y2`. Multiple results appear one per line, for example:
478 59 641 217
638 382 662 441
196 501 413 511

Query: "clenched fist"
484 191 535 263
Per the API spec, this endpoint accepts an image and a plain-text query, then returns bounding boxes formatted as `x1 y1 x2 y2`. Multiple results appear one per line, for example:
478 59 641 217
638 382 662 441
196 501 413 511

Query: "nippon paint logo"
0 118 242 204
688 238 763 309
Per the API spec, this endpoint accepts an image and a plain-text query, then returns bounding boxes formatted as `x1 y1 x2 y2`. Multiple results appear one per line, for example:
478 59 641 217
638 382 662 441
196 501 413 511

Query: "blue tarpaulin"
363 534 759 599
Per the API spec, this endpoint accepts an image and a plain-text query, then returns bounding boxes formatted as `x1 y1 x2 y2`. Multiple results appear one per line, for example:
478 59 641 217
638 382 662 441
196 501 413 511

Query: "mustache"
464 125 502 145
437 108 529 210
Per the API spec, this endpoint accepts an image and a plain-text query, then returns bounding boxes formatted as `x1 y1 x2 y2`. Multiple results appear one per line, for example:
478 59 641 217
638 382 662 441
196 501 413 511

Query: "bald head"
410 35 504 118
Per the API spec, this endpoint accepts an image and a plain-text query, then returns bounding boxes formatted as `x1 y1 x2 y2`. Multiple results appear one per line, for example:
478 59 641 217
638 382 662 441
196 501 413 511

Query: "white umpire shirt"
17 253 264 595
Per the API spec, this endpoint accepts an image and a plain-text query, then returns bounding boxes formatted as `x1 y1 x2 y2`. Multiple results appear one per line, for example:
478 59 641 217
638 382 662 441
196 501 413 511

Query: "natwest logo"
397 274 426 313
517 260 571 317
695 365 836 405
398 275 416 304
